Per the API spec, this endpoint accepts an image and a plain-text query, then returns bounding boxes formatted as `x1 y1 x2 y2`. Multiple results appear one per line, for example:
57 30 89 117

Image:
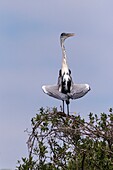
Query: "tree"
16 108 113 170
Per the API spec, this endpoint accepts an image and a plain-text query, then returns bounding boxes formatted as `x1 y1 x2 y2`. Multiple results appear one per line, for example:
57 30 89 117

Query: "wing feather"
69 83 90 99
42 85 68 101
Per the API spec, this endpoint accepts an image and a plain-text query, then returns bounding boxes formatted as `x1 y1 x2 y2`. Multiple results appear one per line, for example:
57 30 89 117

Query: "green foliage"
16 107 113 170
16 157 36 170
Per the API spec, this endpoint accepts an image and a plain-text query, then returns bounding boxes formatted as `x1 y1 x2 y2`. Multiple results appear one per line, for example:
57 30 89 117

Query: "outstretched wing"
69 83 90 99
42 85 68 101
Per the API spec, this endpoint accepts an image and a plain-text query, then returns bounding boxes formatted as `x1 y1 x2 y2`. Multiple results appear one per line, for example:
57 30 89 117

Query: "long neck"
59 40 72 94
61 41 69 75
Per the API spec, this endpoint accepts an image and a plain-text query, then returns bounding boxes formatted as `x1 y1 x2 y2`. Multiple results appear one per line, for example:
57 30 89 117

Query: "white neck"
61 42 69 76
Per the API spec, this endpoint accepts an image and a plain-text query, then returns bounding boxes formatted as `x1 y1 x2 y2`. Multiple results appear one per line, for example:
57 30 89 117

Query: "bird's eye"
61 33 66 37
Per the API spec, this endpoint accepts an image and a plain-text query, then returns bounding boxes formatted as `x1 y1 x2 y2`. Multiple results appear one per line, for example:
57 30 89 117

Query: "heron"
42 33 91 115
58 33 74 113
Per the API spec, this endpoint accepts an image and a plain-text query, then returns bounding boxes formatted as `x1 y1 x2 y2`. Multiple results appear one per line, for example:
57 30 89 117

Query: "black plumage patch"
61 71 72 94
58 69 72 94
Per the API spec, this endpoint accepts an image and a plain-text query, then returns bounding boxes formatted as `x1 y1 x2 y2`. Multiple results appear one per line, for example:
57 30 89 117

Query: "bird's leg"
62 100 64 113
66 100 70 116
67 103 69 116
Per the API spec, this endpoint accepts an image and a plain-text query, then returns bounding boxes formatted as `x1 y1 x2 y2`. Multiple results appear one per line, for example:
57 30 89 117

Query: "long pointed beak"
66 33 75 37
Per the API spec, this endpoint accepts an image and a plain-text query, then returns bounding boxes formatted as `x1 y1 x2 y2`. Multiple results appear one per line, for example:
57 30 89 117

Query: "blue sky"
0 0 113 169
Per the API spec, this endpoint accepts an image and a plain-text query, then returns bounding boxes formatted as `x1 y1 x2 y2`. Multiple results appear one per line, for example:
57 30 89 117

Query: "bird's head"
60 33 75 44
